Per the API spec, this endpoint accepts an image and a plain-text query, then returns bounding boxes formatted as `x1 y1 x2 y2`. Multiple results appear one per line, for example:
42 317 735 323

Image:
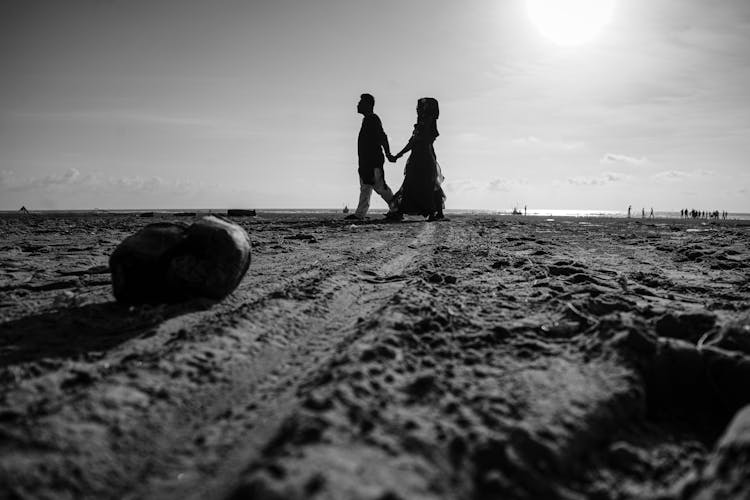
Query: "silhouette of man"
346 93 396 220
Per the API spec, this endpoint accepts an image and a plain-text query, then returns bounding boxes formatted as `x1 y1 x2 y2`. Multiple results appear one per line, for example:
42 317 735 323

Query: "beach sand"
1 212 749 499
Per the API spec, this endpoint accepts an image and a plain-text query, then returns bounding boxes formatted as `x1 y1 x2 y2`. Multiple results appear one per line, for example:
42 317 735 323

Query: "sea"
2 208 750 220
255 209 750 220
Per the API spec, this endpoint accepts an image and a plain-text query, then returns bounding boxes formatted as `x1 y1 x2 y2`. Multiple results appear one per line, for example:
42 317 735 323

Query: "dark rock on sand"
109 222 188 303
110 216 251 303
655 311 717 344
490 258 510 269
166 216 252 300
699 320 750 355
427 272 443 284
227 209 257 217
648 338 718 413
699 345 750 415
646 333 750 421
285 233 317 242
681 404 750 499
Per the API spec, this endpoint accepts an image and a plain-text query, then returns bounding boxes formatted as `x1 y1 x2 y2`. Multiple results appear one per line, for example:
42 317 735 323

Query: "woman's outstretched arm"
394 138 414 160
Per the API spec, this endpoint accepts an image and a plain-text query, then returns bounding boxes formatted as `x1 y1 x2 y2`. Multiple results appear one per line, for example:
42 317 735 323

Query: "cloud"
1 168 82 191
456 132 489 144
488 178 527 192
600 153 649 166
511 136 584 151
512 136 542 146
443 178 485 194
0 170 15 187
443 177 527 194
652 169 721 183
0 168 209 195
694 169 716 177
652 170 692 181
11 110 257 136
567 172 629 186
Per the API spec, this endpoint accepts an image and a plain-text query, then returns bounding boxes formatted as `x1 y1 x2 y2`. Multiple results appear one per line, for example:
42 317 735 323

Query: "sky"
1 0 749 211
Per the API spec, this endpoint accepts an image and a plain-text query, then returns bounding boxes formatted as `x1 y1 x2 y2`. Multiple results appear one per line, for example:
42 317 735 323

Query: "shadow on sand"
0 299 214 368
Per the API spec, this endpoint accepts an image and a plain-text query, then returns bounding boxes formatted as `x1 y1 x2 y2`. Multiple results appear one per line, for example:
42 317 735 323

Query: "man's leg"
372 168 396 212
354 176 374 218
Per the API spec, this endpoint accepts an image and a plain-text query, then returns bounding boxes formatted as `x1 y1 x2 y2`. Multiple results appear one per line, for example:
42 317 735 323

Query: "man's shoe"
344 214 362 220
384 212 402 222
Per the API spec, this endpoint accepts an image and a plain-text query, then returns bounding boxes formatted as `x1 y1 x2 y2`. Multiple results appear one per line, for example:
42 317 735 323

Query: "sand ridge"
1 212 749 499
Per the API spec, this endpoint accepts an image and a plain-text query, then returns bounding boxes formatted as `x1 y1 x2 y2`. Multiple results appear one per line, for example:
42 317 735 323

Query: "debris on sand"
109 215 251 303
227 209 257 217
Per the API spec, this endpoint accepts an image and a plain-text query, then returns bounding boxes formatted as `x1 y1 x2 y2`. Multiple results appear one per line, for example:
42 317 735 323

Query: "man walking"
346 93 397 220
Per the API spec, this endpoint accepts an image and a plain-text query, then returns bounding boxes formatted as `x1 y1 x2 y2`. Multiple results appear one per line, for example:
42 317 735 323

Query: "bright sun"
525 0 615 46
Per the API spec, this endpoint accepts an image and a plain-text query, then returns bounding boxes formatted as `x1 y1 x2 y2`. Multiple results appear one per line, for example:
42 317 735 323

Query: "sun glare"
525 0 615 46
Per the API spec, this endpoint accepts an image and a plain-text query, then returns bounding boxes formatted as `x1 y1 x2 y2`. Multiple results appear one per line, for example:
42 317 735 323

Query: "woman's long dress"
393 122 446 216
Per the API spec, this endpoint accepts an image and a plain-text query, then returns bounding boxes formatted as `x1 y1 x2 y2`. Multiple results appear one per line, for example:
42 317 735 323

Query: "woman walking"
388 97 446 221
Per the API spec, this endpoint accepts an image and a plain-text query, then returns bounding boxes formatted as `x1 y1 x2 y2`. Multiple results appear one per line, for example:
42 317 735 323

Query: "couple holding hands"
347 93 446 222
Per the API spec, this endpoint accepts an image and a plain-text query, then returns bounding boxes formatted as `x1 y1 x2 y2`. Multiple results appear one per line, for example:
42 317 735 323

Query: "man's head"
357 93 375 115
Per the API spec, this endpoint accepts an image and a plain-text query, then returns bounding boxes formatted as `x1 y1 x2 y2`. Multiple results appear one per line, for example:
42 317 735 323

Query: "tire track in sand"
127 222 436 499
0 221 436 499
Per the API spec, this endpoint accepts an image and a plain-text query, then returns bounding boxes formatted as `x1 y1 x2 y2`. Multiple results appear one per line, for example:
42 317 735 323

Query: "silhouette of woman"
389 97 446 221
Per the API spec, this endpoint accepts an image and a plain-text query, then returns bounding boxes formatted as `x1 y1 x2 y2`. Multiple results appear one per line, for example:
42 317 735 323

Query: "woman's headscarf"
417 97 439 121
413 97 439 140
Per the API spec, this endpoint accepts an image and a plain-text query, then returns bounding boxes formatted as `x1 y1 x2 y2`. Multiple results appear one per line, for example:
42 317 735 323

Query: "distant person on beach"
628 205 632 218
524 205 527 216
642 208 645 219
388 97 446 222
650 207 654 219
346 93 398 221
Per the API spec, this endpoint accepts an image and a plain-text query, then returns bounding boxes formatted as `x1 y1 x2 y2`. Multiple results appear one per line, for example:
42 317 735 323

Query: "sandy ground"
1 212 749 500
